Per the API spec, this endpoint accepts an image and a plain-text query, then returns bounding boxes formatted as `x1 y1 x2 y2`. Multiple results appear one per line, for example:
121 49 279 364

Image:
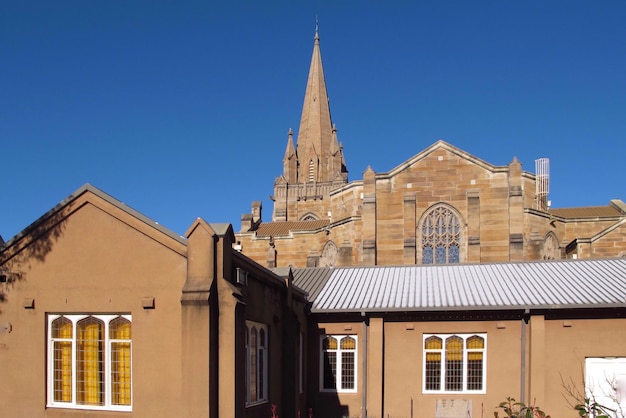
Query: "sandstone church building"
1 28 625 418
236 28 626 269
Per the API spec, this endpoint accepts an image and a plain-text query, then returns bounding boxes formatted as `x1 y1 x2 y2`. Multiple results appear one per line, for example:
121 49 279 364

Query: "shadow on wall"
0 208 68 310
311 325 353 418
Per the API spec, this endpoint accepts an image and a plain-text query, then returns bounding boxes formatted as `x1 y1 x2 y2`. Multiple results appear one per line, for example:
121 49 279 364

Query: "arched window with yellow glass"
47 314 132 411
422 333 486 394
320 334 357 392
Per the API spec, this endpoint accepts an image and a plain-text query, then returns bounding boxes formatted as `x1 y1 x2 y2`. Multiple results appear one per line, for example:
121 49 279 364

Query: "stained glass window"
421 205 461 264
48 314 132 411
423 334 486 393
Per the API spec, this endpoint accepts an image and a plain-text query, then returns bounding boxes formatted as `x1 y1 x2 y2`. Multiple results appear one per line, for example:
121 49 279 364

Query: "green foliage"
574 397 612 418
494 397 551 418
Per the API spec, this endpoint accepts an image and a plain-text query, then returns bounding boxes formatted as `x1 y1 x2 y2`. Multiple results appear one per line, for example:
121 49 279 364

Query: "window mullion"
105 319 110 408
71 319 77 406
439 347 445 392
462 337 468 392
71 314 91 408
337 348 342 391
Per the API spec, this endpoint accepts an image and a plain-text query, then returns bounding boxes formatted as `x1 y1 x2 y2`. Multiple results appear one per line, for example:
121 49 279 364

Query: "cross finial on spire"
314 15 319 41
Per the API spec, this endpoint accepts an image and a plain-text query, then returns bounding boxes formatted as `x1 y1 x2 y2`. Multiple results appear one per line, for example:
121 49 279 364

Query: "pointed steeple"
295 23 336 183
283 128 297 182
272 23 348 222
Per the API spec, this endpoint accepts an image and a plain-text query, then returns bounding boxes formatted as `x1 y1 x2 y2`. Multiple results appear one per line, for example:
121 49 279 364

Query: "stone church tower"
272 27 348 222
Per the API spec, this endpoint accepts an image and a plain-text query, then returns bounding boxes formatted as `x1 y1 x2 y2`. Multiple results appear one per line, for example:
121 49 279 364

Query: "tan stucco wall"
1 193 309 418
542 317 626 416
311 321 364 418
381 319 522 418
309 314 626 418
0 200 187 418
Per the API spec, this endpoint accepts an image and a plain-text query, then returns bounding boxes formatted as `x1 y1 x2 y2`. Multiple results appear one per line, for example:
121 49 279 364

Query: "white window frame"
245 321 268 406
422 333 487 394
320 334 358 393
585 357 626 417
46 314 132 411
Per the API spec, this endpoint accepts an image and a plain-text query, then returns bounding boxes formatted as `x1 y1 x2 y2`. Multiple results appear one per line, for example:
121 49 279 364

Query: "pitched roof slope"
255 220 330 237
549 205 623 219
309 258 626 313
290 267 335 301
1 184 186 254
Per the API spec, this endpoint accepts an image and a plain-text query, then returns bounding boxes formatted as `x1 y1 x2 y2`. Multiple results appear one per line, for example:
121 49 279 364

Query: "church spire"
295 23 336 183
273 23 348 222
283 128 297 182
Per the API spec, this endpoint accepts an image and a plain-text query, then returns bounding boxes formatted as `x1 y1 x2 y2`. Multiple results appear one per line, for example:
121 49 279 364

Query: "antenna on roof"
535 158 550 211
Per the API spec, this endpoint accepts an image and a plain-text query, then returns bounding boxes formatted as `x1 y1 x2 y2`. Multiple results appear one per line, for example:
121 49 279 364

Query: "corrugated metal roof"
310 258 626 313
291 268 335 301
255 220 330 237
549 206 622 218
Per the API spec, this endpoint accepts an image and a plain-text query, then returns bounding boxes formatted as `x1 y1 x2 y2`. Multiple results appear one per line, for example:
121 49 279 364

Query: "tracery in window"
300 212 319 221
420 204 462 264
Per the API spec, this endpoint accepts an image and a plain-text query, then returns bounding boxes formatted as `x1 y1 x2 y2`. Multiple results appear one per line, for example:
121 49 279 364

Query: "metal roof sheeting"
291 268 335 301
308 258 626 313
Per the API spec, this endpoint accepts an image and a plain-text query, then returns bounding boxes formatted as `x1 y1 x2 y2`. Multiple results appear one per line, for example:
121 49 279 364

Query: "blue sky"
2 1 625 241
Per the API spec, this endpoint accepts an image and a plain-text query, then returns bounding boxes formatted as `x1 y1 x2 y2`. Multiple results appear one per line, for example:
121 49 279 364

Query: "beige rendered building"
289 260 626 418
0 185 309 418
236 29 626 269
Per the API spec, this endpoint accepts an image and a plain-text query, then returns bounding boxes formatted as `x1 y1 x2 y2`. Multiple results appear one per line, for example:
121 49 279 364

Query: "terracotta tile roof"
255 220 330 237
549 205 622 219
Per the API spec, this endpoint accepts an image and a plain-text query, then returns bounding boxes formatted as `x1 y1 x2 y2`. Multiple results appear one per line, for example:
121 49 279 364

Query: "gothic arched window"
420 204 463 264
300 213 319 221
542 232 560 260
321 240 339 267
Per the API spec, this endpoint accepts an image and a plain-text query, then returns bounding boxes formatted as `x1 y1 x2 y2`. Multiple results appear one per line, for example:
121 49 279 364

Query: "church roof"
255 219 330 237
549 205 624 219
1 184 187 253
298 258 626 313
